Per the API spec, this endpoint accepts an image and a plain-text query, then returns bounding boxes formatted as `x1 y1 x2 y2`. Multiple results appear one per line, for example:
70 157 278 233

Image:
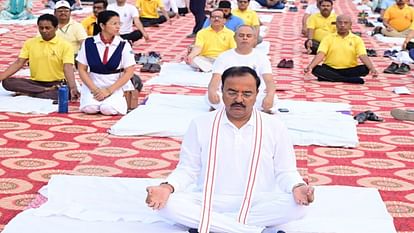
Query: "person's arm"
160 7 171 24
261 73 275 113
359 55 378 78
185 45 202 64
304 52 325 74
0 58 27 81
301 14 310 36
207 73 222 104
63 63 80 101
133 16 149 41
382 18 394 31
107 65 135 94
403 29 414 49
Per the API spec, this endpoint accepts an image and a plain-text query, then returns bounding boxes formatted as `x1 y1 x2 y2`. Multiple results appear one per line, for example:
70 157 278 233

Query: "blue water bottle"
58 85 69 113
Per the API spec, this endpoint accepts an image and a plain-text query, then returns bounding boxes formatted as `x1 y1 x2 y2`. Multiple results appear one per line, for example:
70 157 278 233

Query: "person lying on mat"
0 0 35 20
185 9 236 72
207 25 276 113
145 66 314 233
0 14 79 101
76 10 136 115
304 14 378 84
305 0 336 55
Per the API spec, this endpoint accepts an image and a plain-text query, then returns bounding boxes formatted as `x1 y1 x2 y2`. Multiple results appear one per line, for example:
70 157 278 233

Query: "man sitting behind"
136 0 171 27
81 0 108 36
255 0 285 9
232 0 261 39
305 0 336 55
304 15 378 84
207 25 275 113
146 66 314 233
185 9 236 72
203 0 244 32
377 0 414 37
54 0 87 55
0 14 79 100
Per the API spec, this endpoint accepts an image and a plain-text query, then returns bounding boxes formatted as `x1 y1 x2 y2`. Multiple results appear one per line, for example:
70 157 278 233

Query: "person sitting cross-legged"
0 0 35 20
304 15 378 84
374 0 414 38
0 14 79 100
136 0 171 27
145 66 314 233
203 0 244 32
185 9 236 72
81 0 108 36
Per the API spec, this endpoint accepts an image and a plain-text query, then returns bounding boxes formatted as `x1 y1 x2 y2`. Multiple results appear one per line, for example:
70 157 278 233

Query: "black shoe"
393 63 411 75
384 62 399 74
188 229 199 233
371 26 382 36
366 49 377 57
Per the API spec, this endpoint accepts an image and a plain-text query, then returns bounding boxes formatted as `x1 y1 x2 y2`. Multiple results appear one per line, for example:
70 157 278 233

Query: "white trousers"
159 191 306 233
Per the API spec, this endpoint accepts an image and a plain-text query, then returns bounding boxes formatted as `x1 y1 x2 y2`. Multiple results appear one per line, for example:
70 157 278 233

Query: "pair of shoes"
391 108 414 121
186 33 196 38
357 18 368 24
140 63 161 73
366 49 377 57
289 6 298 12
365 21 375 27
371 26 382 36
383 49 398 57
358 11 368 17
354 110 384 124
384 62 410 74
135 53 148 64
277 59 294 68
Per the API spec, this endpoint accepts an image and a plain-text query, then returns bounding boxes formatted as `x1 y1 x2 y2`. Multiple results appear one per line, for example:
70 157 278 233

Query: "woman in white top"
76 10 136 115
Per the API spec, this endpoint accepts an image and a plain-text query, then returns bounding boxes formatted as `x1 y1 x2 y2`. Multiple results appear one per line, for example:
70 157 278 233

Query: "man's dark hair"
319 0 333 5
221 66 261 90
97 10 119 26
94 0 108 8
37 14 58 28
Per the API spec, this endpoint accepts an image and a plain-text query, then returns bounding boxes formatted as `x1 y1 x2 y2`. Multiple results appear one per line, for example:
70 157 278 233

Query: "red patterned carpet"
0 0 413 232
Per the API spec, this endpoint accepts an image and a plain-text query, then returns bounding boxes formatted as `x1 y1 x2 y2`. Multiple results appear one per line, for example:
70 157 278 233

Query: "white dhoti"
159 191 306 233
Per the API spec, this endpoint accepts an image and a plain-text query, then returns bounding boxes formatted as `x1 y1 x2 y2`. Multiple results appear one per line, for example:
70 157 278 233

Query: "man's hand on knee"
145 184 174 210
292 183 315 206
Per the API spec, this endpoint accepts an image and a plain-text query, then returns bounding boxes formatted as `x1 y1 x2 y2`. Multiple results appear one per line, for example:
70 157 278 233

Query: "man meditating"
146 66 314 233
304 15 378 84
0 14 79 100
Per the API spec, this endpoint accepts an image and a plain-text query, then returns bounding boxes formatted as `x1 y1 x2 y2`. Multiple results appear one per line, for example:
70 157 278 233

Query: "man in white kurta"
207 25 276 113
146 66 314 233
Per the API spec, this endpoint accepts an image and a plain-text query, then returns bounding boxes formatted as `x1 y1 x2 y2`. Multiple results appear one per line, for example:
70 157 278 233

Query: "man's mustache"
231 103 246 108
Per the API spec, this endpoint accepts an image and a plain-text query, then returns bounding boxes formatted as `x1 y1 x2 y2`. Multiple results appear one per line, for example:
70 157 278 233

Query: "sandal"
365 111 384 122
354 111 369 124
140 63 152 72
149 64 161 73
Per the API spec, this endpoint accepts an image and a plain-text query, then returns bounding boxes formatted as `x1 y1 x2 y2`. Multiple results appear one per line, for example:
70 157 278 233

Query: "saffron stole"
198 109 263 232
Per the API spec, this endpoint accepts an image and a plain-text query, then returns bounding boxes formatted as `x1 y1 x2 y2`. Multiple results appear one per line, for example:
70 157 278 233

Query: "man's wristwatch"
160 182 175 193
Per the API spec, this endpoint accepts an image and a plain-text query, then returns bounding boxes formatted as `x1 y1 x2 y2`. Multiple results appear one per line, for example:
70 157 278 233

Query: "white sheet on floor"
0 28 10 34
256 40 270 54
258 14 273 23
373 34 405 45
0 18 37 25
109 94 358 147
0 86 57 114
145 62 212 87
2 175 397 233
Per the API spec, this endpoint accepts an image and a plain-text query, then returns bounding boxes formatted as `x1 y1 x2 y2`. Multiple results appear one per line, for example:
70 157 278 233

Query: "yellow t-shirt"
19 36 74 82
56 19 88 53
384 4 414 32
136 0 163 18
81 14 96 36
307 13 337 42
195 27 236 58
318 32 367 69
231 8 259 26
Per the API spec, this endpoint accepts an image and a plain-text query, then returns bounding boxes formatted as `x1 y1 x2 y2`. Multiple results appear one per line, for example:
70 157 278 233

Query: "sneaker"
284 59 294 68
383 50 393 57
383 62 399 74
277 59 287 68
391 108 414 121
393 63 411 75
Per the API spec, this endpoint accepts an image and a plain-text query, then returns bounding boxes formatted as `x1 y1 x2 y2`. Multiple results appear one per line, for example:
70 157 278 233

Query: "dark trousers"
312 64 369 84
189 0 207 34
2 78 62 100
120 30 143 43
304 39 319 55
140 16 167 27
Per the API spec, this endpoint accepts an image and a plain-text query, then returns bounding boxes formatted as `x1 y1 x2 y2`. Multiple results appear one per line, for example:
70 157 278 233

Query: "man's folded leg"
2 78 60 99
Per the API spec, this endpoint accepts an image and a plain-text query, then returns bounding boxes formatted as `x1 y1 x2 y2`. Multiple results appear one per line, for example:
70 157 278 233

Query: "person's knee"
1 78 14 91
81 105 100 114
100 104 119 115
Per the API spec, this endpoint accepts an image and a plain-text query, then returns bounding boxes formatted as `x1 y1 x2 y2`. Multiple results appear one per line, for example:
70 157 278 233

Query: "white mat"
373 34 405 45
0 86 57 114
109 94 358 147
2 175 396 233
259 14 273 23
145 62 212 87
0 18 37 25
0 28 10 34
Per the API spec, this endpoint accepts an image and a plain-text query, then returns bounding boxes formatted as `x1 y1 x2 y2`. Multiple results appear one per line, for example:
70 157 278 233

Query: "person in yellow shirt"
81 0 108 36
376 0 414 37
185 9 236 72
136 0 171 27
0 14 79 100
304 15 378 84
232 0 260 39
305 0 336 55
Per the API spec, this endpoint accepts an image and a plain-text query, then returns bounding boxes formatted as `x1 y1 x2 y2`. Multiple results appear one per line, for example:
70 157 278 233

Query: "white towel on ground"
109 94 358 147
2 175 396 233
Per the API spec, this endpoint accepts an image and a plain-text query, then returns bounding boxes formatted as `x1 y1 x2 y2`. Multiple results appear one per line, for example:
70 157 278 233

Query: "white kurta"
76 35 136 114
161 111 306 232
